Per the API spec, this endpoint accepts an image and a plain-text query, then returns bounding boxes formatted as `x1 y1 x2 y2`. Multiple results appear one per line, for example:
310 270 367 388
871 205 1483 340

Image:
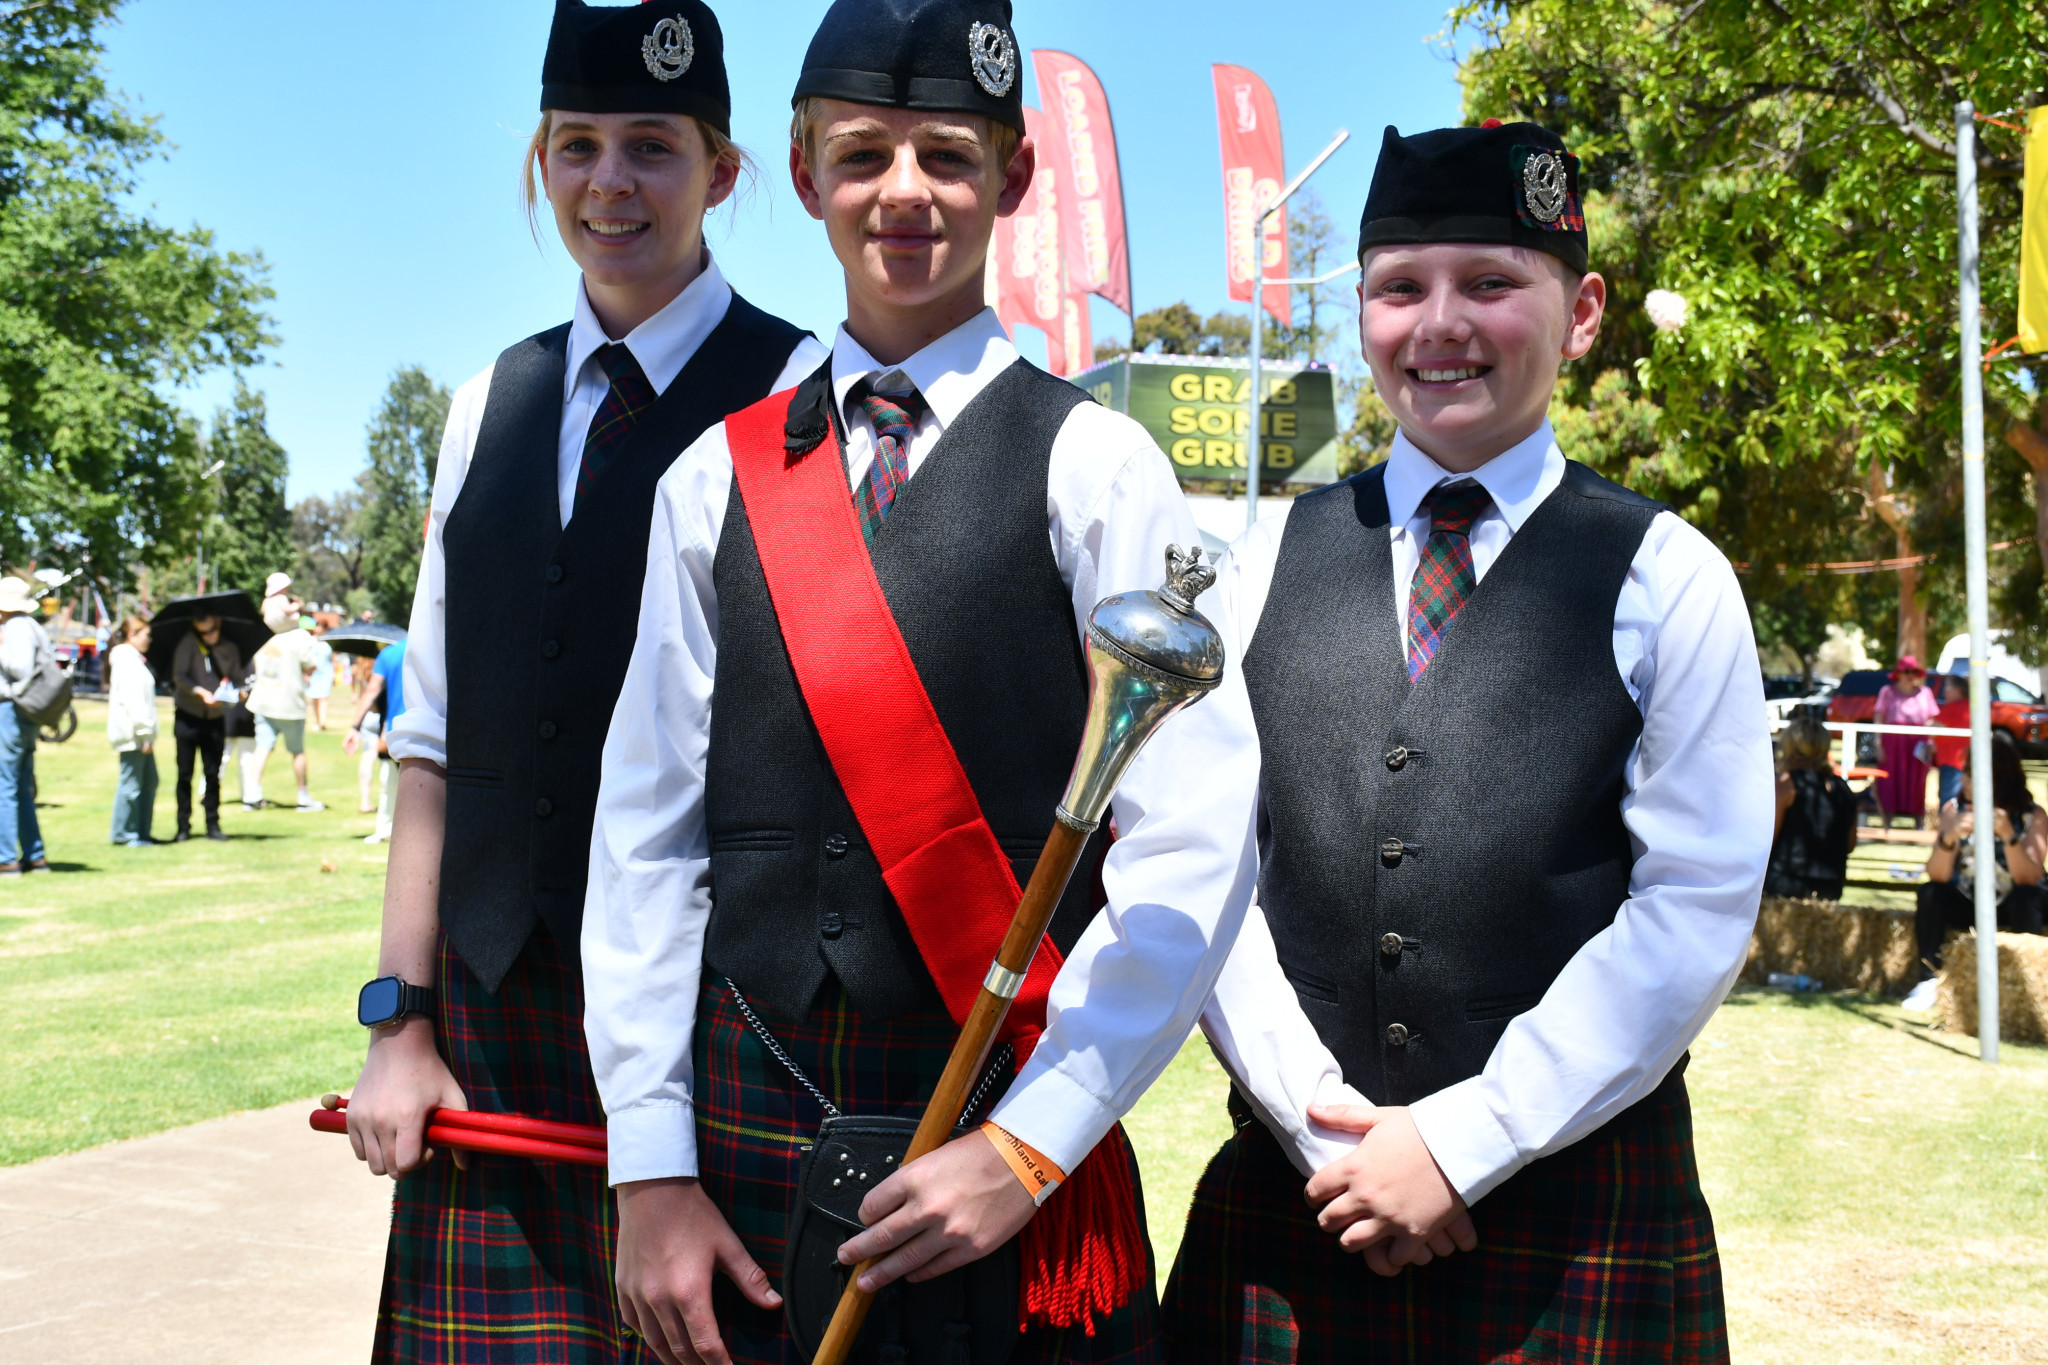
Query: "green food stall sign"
1073 353 1339 487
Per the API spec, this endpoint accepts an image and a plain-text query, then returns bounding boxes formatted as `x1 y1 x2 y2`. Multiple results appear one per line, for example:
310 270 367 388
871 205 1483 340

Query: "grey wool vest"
1242 460 1662 1105
440 297 806 992
703 359 1111 1024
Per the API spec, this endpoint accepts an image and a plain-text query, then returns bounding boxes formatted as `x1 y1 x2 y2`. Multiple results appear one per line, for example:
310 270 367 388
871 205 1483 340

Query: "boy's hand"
1303 1104 1478 1276
836 1131 1037 1292
345 1017 469 1178
615 1178 780 1365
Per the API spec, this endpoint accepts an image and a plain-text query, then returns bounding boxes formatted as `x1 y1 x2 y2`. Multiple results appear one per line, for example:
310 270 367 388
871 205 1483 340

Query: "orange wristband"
981 1122 1068 1206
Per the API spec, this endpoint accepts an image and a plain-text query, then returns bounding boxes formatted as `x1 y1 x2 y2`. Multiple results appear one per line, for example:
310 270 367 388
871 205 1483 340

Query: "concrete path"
0 1100 391 1364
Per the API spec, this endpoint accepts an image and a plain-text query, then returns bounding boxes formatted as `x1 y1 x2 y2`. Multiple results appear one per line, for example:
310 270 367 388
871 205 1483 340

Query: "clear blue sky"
100 1 1468 501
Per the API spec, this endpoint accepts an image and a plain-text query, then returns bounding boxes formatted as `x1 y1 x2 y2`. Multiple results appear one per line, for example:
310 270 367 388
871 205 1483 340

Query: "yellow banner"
2022 106 2048 353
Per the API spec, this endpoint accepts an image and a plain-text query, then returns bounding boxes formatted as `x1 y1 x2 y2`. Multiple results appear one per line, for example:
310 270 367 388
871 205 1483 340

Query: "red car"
1828 669 2048 755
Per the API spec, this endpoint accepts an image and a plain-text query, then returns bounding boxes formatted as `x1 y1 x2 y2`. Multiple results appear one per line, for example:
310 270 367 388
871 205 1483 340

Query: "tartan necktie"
848 378 929 543
574 343 657 513
1406 480 1495 680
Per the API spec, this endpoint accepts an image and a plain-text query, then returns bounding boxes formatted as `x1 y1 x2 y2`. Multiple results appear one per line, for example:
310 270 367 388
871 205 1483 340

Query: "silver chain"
724 979 1014 1127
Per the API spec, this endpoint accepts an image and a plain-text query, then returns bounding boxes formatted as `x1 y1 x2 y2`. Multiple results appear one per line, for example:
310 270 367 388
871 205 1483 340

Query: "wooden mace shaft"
809 819 1093 1365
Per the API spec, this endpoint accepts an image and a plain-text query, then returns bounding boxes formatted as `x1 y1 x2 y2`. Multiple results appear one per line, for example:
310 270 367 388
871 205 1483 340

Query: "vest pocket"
711 828 797 852
445 767 503 788
1281 964 1343 1004
1464 990 1544 1023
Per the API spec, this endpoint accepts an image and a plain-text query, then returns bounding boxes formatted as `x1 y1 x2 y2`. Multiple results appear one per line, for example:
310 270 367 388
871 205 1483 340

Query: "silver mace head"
1058 544 1227 830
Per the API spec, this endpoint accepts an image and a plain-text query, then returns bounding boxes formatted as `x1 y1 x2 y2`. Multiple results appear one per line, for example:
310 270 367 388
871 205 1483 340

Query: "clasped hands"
1302 1103 1478 1277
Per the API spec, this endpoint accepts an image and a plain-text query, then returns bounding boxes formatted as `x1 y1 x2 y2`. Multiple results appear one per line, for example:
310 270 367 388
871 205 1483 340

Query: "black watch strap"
358 975 437 1029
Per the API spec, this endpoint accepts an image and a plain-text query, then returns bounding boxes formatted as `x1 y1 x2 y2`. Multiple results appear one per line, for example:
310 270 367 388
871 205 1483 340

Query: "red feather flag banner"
1030 50 1132 317
993 107 1087 375
1212 64 1290 327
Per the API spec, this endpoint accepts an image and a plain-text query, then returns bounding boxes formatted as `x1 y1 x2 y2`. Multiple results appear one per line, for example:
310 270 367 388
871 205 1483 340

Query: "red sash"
725 385 1146 1335
724 388 1064 1053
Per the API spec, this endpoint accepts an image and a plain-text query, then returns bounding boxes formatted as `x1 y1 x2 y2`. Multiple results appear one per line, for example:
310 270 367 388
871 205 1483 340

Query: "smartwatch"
358 975 436 1029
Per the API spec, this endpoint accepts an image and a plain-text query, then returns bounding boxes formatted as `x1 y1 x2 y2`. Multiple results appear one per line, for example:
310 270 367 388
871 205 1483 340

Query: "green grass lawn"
9 702 2048 1358
0 697 384 1164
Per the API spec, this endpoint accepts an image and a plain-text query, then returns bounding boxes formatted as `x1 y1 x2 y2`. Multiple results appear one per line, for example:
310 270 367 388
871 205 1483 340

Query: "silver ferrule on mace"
1057 544 1227 830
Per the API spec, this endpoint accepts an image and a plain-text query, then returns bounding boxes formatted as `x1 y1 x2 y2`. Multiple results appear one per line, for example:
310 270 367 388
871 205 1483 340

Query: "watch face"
358 976 402 1027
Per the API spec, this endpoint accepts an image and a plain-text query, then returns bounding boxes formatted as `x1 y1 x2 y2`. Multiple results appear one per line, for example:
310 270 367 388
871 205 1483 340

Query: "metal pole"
1956 102 1999 1064
1242 129 1351 534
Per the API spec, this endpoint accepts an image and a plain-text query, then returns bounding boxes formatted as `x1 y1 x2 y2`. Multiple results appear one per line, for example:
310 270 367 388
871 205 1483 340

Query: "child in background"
106 616 158 846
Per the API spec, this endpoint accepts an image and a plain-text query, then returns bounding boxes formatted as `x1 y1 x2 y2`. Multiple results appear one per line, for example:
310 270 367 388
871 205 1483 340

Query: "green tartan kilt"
1160 1067 1729 1364
372 931 651 1365
692 975 1163 1365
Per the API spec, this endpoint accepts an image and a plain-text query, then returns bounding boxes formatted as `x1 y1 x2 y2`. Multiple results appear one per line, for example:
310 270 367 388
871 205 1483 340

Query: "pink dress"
1874 682 1939 818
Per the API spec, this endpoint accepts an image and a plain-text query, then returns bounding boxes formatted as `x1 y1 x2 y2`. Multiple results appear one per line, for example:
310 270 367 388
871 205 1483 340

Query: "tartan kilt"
373 930 651 1365
1159 1068 1728 1364
694 976 1163 1365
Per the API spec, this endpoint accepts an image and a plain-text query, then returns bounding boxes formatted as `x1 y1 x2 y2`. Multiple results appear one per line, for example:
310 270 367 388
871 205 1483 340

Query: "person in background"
246 597 325 812
0 577 51 875
261 571 298 629
1905 730 2048 1012
1873 655 1937 828
348 655 381 814
106 616 159 847
1765 716 1857 900
171 613 240 842
1932 669 1970 810
343 639 406 845
304 618 336 730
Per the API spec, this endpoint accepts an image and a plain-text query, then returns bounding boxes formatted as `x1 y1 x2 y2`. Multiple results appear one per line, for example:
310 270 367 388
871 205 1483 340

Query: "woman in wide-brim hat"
1874 654 1939 828
338 3 822 1360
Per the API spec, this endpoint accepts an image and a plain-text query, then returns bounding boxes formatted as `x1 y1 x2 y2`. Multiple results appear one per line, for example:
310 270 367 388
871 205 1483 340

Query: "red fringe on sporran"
1016 1124 1149 1335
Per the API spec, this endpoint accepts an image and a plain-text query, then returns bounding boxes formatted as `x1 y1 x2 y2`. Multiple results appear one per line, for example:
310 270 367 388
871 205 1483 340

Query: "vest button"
823 834 849 859
545 564 564 585
542 639 561 659
1385 746 1409 771
820 911 844 940
1380 836 1405 866
1385 1023 1410 1047
534 798 554 818
1379 932 1404 958
538 721 558 740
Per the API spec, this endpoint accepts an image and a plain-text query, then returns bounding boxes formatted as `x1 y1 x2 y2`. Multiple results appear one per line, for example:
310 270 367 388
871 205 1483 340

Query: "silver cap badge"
968 21 1017 98
642 15 695 83
1522 150 1568 224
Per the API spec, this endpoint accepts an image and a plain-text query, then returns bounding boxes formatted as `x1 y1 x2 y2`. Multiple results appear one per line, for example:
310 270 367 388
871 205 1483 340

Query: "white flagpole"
1956 101 1999 1064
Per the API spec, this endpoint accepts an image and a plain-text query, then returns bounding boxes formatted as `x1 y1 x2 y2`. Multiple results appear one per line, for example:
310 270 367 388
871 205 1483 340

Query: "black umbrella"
146 591 272 679
323 621 406 660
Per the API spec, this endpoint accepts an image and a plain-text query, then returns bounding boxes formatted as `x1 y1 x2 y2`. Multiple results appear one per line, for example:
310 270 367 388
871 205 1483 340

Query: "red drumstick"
322 1095 606 1150
309 1107 608 1168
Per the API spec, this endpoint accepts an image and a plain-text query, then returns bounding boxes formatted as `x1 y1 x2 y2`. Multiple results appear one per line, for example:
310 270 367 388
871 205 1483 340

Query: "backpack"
8 622 72 729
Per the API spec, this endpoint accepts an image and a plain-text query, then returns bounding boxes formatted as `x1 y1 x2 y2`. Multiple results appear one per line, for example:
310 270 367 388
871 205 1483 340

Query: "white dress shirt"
387 256 826 768
583 307 1264 1186
1199 423 1774 1203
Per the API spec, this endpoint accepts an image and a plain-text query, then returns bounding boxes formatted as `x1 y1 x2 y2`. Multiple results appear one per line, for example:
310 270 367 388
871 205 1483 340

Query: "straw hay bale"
1741 896 1920 996
1935 931 2048 1044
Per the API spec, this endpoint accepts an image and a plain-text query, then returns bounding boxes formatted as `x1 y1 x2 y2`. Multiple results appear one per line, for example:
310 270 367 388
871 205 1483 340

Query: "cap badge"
968 21 1018 98
642 15 695 83
1521 150 1568 224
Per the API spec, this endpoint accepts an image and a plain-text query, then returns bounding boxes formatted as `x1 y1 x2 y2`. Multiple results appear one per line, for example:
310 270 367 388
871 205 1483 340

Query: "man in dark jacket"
170 615 239 841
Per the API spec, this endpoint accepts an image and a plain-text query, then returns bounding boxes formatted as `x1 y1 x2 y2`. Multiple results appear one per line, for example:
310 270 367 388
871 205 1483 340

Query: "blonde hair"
1779 716 1835 773
521 111 755 239
788 96 1021 175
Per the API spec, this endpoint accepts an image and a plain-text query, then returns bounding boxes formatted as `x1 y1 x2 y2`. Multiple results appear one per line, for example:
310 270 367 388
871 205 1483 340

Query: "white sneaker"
1902 977 1940 1014
296 795 326 812
363 831 387 845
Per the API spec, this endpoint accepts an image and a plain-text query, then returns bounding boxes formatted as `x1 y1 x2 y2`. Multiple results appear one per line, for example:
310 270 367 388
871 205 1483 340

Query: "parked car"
1764 674 1835 724
1828 668 2048 757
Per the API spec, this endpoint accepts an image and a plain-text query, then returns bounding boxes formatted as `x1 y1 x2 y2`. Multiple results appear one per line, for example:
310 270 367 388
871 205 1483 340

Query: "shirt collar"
564 251 733 403
1383 422 1564 534
830 307 1017 431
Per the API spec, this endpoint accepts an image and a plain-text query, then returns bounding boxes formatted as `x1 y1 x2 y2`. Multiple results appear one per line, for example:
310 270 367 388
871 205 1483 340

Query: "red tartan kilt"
1160 1067 1729 1364
373 931 652 1365
691 976 1161 1365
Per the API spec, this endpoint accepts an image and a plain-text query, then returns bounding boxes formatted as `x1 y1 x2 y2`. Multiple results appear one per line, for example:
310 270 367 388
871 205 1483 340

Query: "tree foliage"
1455 0 2048 661
290 489 366 608
357 366 450 626
200 380 291 601
0 0 274 590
